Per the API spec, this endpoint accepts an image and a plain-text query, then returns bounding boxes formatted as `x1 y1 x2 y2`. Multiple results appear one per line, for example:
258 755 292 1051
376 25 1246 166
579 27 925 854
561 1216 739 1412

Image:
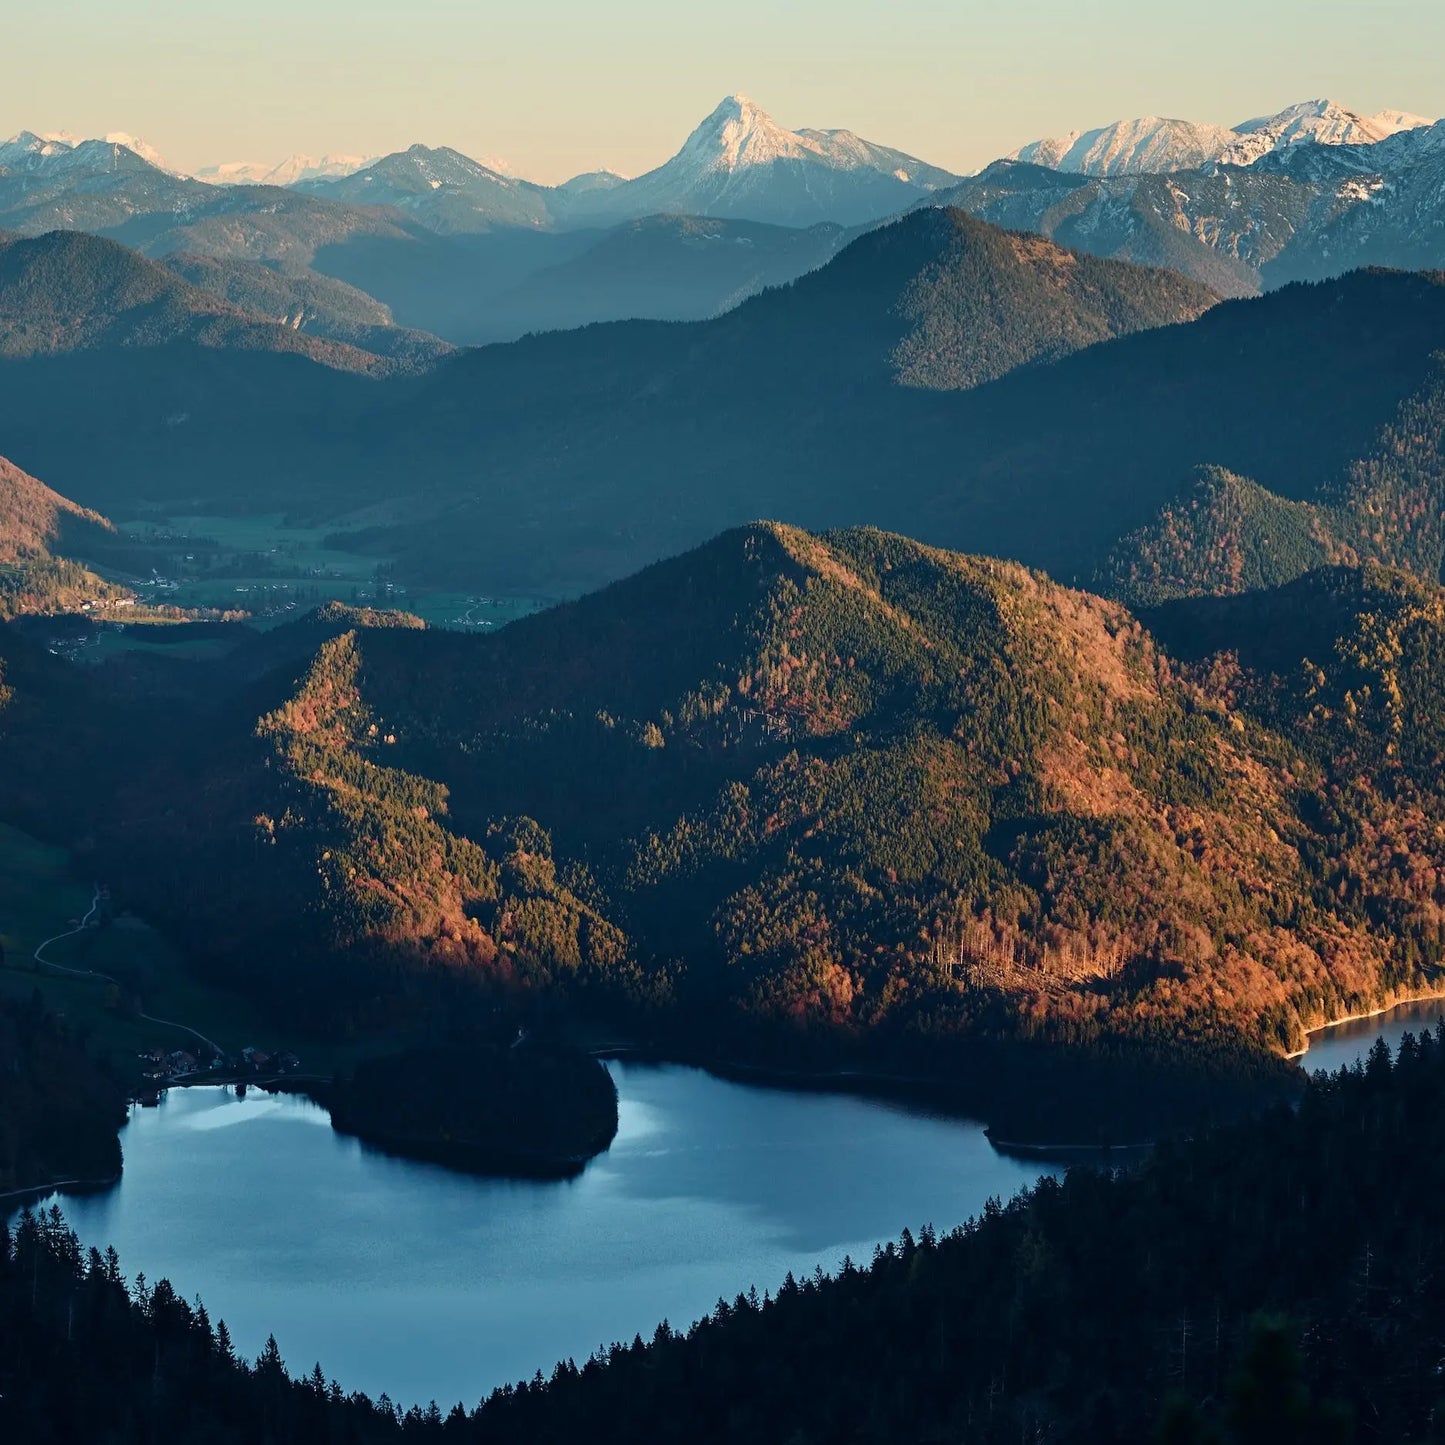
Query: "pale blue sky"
9 0 1445 180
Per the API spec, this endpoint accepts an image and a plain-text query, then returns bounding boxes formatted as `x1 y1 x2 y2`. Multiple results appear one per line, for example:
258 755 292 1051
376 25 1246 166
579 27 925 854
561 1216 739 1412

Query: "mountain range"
291 96 961 233
930 121 1445 294
193 153 378 187
0 207 1233 587
3 204 1443 613
5 91 1445 345
1009 97 1435 176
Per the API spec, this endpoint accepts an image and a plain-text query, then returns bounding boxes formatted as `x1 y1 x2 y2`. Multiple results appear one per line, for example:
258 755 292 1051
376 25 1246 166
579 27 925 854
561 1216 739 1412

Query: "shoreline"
602 1047 1182 1154
1286 990 1445 1061
0 1174 121 1206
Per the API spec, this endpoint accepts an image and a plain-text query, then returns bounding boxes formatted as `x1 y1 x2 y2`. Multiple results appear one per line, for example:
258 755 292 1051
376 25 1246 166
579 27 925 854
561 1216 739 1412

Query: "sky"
8 0 1445 181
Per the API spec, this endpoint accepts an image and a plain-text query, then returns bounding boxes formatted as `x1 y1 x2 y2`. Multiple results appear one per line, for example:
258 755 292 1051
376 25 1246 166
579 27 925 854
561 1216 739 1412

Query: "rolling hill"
0 228 412 372
160 251 452 365
335 245 1442 598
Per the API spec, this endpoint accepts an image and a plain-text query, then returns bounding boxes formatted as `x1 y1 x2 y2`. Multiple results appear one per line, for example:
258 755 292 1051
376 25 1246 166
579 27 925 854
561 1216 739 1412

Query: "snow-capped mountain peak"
553 94 958 228
1008 99 1436 177
1233 98 1430 145
0 129 180 175
97 132 173 171
0 131 75 166
677 95 815 173
1010 116 1239 176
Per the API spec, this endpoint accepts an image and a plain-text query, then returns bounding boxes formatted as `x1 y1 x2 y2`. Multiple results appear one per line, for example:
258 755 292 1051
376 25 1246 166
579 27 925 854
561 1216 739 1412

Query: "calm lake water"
1295 999 1445 1076
19 1008 1430 1409
19 1062 1057 1409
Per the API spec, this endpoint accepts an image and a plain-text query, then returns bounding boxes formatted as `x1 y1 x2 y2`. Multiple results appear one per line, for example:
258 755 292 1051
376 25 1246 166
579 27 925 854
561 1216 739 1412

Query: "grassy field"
79 630 239 663
0 823 434 1083
0 823 280 1074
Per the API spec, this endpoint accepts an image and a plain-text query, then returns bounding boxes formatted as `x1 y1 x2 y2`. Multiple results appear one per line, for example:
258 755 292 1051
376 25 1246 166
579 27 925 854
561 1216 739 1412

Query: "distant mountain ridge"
0 129 178 174
296 144 555 233
933 125 1445 295
0 229 411 372
193 154 377 186
1 211 1440 615
296 96 962 232
7 93 1444 348
1009 98 1434 176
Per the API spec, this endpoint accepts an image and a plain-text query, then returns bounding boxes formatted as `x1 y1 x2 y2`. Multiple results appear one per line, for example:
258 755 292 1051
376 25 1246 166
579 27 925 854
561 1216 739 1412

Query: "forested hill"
0 454 124 618
8 1028 1445 1440
343 263 1445 598
0 225 1441 610
433 206 1220 395
77 526 1445 1139
0 229 405 373
0 454 112 564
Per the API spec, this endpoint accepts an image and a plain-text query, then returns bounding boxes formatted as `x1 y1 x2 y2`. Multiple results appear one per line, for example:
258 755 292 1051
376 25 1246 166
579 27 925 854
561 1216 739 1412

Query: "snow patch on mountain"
1230 99 1432 155
195 154 378 187
1009 99 1435 177
1013 118 1239 177
2 129 180 176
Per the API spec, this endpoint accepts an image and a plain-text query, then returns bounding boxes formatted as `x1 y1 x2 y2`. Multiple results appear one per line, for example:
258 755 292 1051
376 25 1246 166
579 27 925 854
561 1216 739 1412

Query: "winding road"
31 888 222 1056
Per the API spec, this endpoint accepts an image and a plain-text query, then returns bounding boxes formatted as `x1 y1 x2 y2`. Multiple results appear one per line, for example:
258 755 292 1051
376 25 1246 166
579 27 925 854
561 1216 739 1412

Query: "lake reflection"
20 1062 1056 1409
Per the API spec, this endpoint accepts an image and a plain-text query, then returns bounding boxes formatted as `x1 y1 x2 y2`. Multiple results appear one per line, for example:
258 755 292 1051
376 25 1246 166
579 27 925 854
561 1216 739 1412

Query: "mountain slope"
87 526 1445 1118
0 454 123 617
0 229 405 372
161 252 452 364
0 454 111 563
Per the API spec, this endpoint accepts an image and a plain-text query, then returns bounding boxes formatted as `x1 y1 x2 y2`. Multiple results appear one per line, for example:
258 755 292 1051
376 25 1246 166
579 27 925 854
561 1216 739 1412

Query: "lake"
1294 998 1445 1076
18 1062 1058 1409
20 1005 1433 1409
